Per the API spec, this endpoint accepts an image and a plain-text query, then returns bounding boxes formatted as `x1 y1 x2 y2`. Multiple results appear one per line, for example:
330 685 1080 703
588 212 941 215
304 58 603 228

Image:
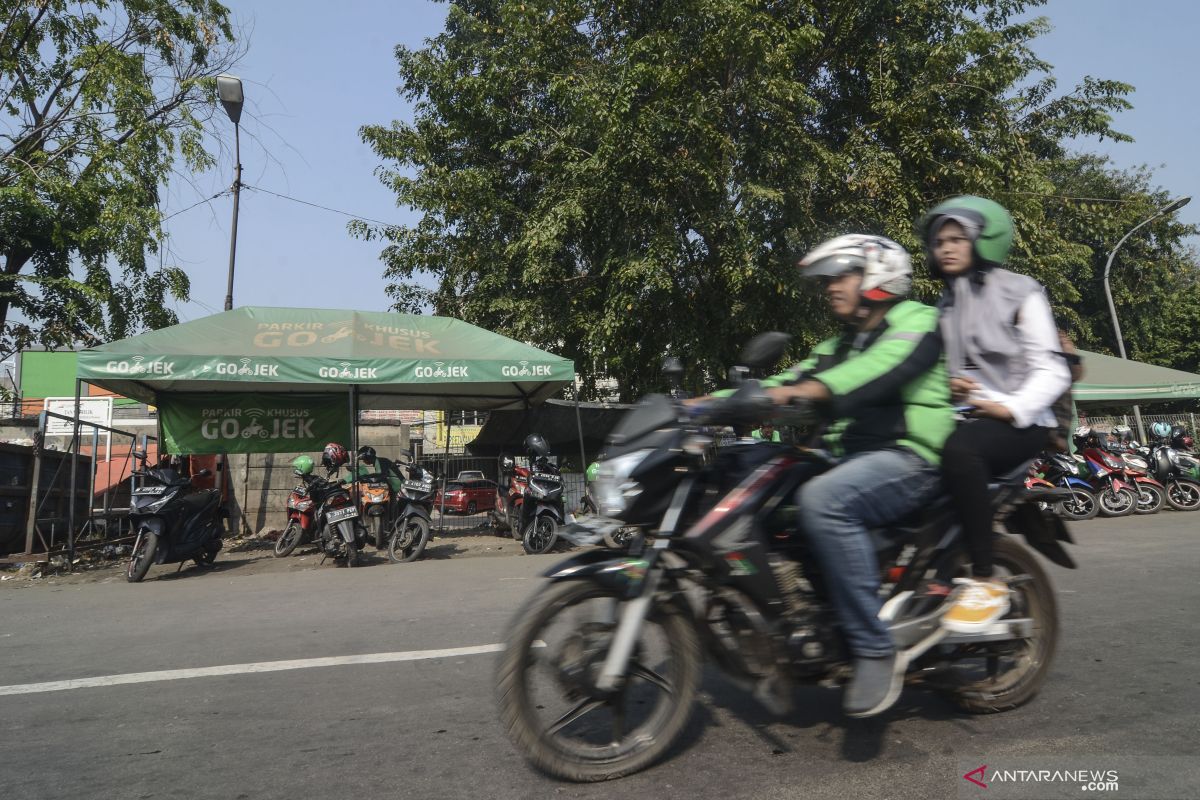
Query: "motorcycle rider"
921 196 1071 635
697 234 955 717
342 445 407 492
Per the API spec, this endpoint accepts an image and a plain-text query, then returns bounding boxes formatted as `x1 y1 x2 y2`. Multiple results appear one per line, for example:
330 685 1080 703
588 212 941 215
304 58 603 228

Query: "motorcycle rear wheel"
371 515 386 550
933 536 1058 713
496 580 700 782
126 532 158 583
275 521 303 558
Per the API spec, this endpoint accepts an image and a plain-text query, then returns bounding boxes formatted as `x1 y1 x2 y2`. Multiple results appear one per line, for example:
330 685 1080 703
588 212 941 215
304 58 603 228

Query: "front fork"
595 542 668 692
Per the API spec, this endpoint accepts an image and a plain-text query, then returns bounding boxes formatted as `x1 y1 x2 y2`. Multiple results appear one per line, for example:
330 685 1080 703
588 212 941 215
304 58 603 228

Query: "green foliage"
0 0 237 357
360 0 1188 401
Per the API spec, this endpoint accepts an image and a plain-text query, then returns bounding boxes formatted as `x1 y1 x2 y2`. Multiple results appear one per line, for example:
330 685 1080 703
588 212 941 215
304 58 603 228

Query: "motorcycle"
357 473 393 549
519 452 565 555
490 456 529 536
126 452 224 583
1076 444 1139 517
1032 452 1098 521
387 462 435 563
1136 441 1200 511
495 336 1074 781
274 471 346 558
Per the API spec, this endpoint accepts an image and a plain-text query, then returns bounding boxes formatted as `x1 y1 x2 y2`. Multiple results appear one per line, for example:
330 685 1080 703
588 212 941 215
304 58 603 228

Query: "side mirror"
737 332 792 371
661 357 683 387
132 449 147 462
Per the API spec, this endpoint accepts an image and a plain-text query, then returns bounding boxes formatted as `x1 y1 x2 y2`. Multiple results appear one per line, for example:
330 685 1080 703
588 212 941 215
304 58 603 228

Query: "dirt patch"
0 526 550 588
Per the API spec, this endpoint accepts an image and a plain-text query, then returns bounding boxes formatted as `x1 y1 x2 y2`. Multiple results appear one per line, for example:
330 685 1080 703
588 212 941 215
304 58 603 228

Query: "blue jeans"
798 448 941 658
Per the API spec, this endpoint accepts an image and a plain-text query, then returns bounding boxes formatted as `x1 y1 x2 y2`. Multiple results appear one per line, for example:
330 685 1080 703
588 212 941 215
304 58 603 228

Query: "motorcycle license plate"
532 473 561 483
133 486 166 495
327 506 359 523
404 481 432 492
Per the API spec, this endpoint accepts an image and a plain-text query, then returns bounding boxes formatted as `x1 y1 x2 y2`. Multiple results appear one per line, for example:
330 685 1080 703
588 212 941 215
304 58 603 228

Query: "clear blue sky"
161 0 1199 323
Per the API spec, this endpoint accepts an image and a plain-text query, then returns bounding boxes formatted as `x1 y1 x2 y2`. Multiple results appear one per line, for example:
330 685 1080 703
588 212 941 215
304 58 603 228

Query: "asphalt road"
2 514 1198 800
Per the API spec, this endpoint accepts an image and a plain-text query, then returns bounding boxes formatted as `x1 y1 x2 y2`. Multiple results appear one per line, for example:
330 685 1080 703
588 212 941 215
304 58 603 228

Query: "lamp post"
1103 195 1191 442
216 74 244 312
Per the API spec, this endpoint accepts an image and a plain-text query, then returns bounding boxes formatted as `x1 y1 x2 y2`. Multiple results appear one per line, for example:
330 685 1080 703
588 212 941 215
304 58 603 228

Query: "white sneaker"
941 577 1010 634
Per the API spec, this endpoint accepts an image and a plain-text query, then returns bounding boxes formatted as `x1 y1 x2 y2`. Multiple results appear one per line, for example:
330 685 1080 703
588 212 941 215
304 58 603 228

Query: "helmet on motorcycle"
797 234 912 302
1073 425 1091 440
1151 421 1172 439
321 442 348 470
586 461 600 483
1183 436 1195 449
1170 425 1187 442
524 433 551 458
1112 424 1131 438
500 455 514 471
357 445 377 465
920 195 1014 274
292 455 314 476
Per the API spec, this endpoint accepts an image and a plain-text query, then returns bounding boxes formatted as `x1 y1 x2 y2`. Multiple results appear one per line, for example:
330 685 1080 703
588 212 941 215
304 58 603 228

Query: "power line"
161 190 230 221
241 183 401 229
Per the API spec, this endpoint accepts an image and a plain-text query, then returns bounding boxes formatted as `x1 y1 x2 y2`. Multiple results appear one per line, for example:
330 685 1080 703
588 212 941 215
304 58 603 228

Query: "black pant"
941 419 1048 577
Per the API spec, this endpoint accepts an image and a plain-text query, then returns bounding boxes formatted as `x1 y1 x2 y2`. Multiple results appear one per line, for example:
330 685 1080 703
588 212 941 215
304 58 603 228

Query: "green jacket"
762 300 955 465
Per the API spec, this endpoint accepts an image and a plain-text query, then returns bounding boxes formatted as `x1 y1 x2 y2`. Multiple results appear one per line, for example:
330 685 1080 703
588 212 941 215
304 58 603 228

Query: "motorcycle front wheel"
275 521 303 557
1097 486 1138 517
1054 488 1098 521
496 580 700 782
522 516 558 555
388 516 430 563
1165 478 1200 511
371 514 386 550
1134 483 1165 514
126 531 158 583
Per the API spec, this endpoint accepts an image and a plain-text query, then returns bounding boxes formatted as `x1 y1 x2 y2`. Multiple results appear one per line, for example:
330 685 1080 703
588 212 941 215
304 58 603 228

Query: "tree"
359 0 1144 401
0 0 238 359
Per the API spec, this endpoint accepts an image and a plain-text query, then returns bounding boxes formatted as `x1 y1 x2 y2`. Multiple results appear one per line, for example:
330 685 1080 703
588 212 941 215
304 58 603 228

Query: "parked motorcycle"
357 473 393 549
1075 433 1139 517
274 455 367 566
490 455 529 536
1032 452 1098 521
126 452 224 583
514 435 565 555
497 336 1074 781
1137 442 1200 511
387 460 435 563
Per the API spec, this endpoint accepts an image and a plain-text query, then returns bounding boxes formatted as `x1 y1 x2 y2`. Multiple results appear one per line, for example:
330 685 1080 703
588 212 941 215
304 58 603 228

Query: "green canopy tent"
64 307 576 547
1074 349 1200 404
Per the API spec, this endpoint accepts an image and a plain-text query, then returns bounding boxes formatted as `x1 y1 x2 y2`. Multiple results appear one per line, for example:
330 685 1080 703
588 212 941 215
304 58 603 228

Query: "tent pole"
574 378 586 474
439 410 451 524
349 385 359 508
68 378 82 565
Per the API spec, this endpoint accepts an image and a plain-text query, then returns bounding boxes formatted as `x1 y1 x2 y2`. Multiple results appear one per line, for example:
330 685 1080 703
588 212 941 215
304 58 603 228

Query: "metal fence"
412 454 586 532
1078 412 1198 440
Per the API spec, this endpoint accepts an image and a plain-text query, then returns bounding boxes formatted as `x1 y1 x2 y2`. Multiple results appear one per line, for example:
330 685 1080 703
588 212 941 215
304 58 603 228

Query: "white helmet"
1074 425 1091 439
798 234 912 302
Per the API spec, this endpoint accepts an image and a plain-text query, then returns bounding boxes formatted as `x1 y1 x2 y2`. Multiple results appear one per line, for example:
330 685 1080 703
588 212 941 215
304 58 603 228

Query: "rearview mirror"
132 449 147 462
737 332 792 371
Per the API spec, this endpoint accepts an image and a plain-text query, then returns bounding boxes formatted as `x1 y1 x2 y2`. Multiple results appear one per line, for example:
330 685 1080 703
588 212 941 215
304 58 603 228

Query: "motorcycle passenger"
922 196 1071 635
704 234 955 717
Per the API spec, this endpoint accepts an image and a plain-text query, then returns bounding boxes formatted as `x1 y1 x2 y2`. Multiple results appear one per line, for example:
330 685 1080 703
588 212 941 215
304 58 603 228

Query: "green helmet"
920 195 1013 272
292 455 314 476
586 462 600 482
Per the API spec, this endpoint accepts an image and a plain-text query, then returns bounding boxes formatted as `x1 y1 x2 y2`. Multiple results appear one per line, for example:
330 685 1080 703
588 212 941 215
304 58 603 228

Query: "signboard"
158 393 351 454
43 397 113 436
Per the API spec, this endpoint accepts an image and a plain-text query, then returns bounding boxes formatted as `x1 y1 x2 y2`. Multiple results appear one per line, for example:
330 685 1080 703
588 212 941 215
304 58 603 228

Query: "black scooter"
387 461 435 563
126 452 224 583
518 442 565 555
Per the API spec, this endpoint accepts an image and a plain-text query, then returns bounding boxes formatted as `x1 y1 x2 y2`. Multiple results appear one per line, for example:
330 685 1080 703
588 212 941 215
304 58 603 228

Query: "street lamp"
216 74 244 312
1102 195 1192 441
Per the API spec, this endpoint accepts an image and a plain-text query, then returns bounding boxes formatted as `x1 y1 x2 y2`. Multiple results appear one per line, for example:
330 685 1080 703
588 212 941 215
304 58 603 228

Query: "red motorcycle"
489 455 529 537
1078 444 1142 517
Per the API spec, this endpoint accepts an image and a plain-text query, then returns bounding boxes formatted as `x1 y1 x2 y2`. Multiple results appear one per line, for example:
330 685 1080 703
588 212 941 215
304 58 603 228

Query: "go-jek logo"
415 361 469 379
215 357 279 377
317 361 378 380
501 361 552 378
105 355 175 375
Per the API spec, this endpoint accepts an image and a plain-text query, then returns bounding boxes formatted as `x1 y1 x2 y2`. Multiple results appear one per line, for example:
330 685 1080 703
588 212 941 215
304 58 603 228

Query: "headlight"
527 482 547 499
594 450 650 518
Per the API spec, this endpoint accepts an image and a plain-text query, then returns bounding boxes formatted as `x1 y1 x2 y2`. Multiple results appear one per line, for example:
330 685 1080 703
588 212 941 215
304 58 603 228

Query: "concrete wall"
227 425 409 536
